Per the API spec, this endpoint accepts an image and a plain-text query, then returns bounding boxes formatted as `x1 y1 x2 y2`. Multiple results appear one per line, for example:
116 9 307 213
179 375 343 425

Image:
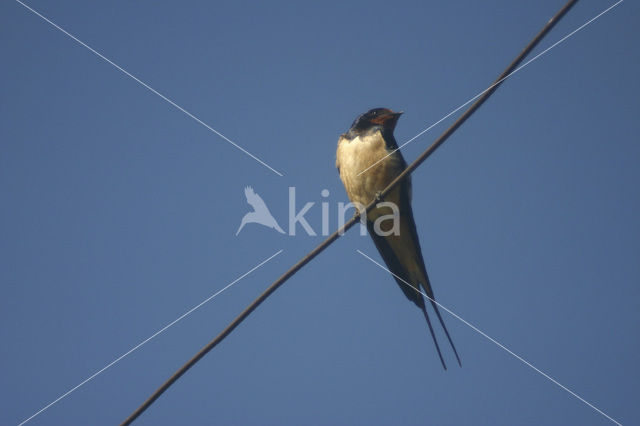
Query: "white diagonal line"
17 249 283 426
357 0 623 177
14 0 284 177
356 249 622 426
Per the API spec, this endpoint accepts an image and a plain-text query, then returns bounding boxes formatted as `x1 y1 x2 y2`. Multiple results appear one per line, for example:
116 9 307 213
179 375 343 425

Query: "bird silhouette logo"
236 186 285 235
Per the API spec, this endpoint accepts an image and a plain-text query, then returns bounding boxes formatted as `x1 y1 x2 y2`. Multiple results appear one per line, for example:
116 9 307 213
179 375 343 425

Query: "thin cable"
121 1 580 423
18 250 283 426
357 0 623 177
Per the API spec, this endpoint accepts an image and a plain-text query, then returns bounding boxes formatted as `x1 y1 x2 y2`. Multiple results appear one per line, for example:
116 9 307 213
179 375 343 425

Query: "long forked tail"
420 304 447 370
428 297 462 367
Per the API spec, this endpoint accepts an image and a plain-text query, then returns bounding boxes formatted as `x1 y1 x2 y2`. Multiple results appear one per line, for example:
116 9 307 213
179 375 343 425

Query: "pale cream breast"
336 130 406 208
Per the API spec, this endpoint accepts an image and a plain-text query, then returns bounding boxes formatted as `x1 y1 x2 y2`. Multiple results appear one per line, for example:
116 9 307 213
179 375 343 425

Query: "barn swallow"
336 108 461 369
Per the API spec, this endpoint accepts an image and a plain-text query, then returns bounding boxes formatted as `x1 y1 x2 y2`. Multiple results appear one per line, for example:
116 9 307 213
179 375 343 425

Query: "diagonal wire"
357 249 622 425
357 0 624 177
17 250 283 426
14 0 284 177
120 1 587 424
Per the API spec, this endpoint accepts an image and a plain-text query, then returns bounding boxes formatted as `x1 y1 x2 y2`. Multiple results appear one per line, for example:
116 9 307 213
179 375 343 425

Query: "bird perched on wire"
336 107 460 369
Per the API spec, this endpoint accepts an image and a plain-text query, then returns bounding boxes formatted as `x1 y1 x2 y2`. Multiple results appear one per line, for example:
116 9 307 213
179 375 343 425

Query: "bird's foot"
374 191 384 202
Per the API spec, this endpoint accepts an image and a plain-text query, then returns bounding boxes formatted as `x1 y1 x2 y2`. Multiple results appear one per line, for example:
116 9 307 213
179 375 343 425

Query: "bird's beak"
372 110 403 126
384 110 403 125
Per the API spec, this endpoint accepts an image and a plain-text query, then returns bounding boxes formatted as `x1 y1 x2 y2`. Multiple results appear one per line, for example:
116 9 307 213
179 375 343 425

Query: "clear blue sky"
2 1 638 425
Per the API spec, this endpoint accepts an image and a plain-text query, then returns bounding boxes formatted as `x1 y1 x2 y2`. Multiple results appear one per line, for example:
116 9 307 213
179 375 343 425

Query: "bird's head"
347 108 403 137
